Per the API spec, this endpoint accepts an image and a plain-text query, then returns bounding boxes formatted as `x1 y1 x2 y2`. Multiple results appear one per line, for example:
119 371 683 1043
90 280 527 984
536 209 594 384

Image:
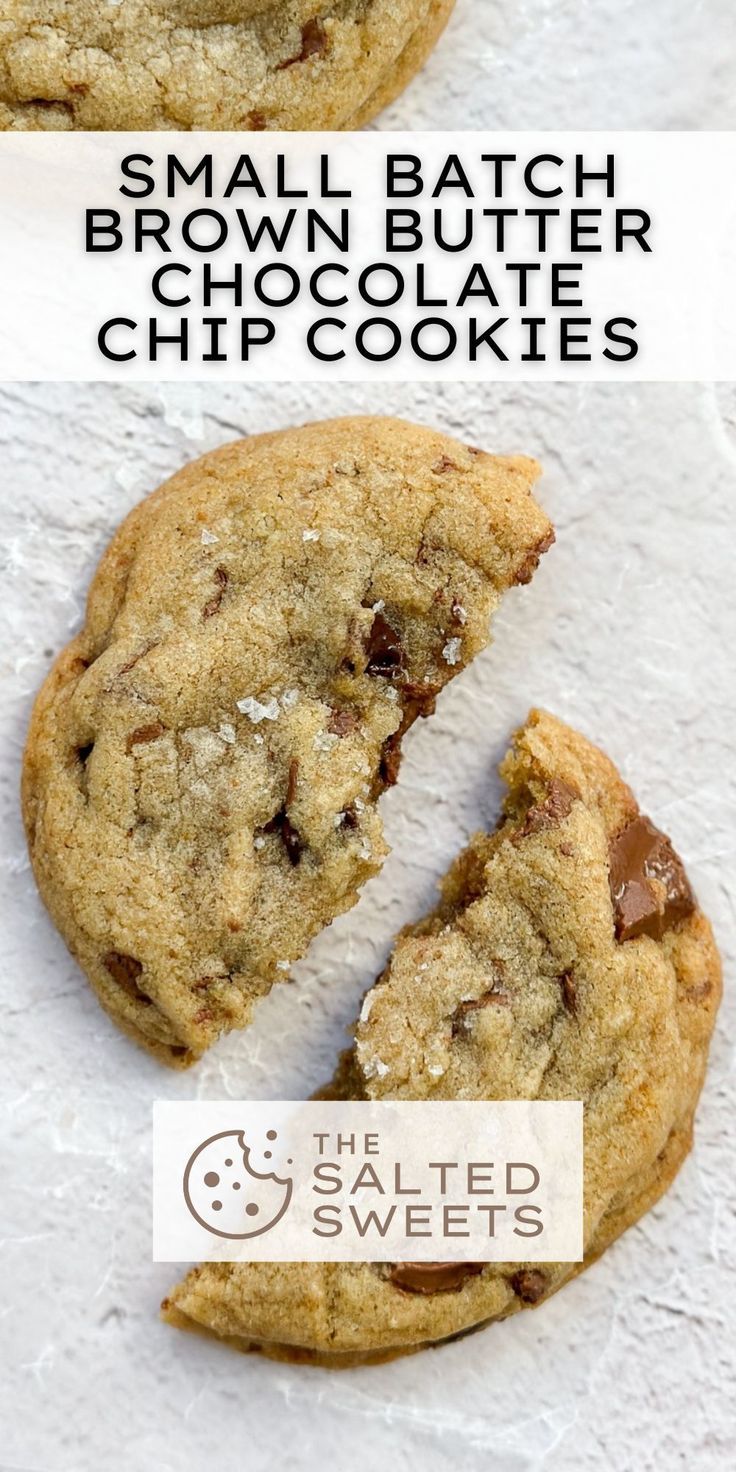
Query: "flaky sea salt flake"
236 695 280 723
314 731 339 753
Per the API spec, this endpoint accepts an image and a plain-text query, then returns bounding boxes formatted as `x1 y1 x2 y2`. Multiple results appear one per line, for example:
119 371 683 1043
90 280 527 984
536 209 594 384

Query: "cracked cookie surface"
22 416 551 1065
0 1 455 130
164 710 721 1361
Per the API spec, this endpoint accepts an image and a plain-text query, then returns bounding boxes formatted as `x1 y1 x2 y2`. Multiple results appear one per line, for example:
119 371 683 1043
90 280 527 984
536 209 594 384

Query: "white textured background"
375 0 735 130
1 381 735 1470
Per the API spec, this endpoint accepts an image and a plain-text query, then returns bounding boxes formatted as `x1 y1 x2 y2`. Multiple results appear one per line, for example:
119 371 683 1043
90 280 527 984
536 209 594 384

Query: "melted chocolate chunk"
508 1268 547 1304
364 612 404 678
558 971 577 1014
518 779 578 837
202 566 228 619
514 528 556 586
374 683 439 794
400 681 440 714
378 730 403 789
389 1262 485 1295
328 708 359 737
277 18 328 69
118 643 157 676
103 951 151 1005
279 817 302 865
285 758 299 809
451 988 509 1036
126 721 166 753
609 815 695 942
263 760 303 865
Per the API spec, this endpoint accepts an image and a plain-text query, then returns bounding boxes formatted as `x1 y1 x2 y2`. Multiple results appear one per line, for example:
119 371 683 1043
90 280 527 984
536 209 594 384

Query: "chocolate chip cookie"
163 710 720 1362
0 1 455 130
22 417 551 1066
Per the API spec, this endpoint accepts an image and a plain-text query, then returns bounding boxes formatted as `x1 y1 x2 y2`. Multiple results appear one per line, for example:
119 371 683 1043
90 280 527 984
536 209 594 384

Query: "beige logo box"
153 1101 583 1263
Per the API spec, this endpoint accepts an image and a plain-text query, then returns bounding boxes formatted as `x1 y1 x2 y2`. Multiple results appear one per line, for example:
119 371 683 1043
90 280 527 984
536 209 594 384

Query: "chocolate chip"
508 1269 547 1304
126 721 166 753
373 684 438 793
514 528 555 586
378 730 403 789
76 742 94 765
202 566 228 619
558 971 577 1013
103 951 151 1005
609 815 695 943
451 988 509 1036
340 805 359 830
364 612 404 678
246 110 267 130
400 680 440 715
276 17 328 69
280 817 302 864
285 758 299 809
28 98 74 113
389 1262 485 1294
118 643 156 675
328 708 359 737
263 760 303 865
517 779 578 837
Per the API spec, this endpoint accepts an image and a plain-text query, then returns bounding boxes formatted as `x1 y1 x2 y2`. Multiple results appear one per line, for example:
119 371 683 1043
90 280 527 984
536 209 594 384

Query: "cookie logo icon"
183 1129 293 1240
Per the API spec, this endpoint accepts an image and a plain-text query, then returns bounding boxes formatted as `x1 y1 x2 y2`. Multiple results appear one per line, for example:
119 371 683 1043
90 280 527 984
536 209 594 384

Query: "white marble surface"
1 381 734 1470
376 0 735 131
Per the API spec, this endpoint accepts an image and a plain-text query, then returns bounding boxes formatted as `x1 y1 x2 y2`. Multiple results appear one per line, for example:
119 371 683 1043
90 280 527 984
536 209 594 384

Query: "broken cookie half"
22 416 551 1065
163 710 720 1363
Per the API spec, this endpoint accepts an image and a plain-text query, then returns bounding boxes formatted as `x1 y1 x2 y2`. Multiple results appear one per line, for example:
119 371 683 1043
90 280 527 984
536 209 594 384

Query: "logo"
155 1101 583 1263
183 1129 293 1240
